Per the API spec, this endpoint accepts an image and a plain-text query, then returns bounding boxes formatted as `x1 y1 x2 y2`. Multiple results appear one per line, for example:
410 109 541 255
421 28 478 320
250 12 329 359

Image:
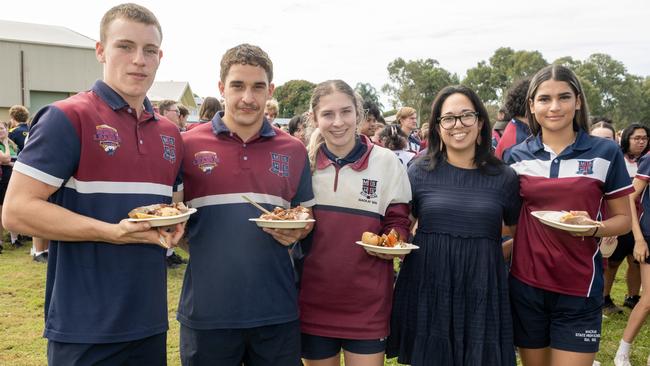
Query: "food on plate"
558 211 604 226
128 202 189 219
361 229 407 248
260 206 310 221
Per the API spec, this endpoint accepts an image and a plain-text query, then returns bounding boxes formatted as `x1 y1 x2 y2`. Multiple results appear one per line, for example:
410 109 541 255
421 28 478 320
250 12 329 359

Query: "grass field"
1 243 648 366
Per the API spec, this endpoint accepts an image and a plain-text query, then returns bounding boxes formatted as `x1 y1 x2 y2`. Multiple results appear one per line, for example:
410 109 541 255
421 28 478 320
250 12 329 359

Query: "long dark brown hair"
419 85 502 174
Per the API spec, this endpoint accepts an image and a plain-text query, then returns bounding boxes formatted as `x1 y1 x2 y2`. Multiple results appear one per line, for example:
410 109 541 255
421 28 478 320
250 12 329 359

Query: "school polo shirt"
299 136 411 339
495 118 531 161
507 130 633 297
13 80 183 343
636 154 650 236
177 112 315 329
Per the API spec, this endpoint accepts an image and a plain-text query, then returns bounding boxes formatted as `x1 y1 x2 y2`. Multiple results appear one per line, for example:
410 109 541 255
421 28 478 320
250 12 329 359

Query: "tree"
382 58 458 124
463 47 548 105
273 80 315 118
355 82 383 110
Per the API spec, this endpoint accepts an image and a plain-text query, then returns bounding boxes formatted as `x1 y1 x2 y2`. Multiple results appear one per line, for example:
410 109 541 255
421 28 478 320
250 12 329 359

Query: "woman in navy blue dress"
387 85 521 365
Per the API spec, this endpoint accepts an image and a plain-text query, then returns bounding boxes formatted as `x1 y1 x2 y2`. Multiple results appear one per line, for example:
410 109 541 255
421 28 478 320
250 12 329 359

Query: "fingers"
262 228 301 246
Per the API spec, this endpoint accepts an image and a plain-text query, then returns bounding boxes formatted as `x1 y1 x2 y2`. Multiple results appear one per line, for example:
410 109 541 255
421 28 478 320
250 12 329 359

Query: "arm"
579 195 631 238
629 178 649 262
2 172 182 247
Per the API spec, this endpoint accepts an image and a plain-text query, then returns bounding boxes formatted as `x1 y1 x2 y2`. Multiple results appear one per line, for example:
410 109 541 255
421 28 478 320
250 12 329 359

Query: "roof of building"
148 81 198 109
0 19 96 49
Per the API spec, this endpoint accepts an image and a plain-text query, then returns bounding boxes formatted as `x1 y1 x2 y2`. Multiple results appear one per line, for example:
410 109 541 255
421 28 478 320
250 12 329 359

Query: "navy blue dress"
387 159 521 366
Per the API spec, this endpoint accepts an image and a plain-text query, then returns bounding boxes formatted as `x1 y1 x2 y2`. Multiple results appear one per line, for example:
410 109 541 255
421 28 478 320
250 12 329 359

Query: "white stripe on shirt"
189 192 290 209
64 177 173 197
13 161 65 187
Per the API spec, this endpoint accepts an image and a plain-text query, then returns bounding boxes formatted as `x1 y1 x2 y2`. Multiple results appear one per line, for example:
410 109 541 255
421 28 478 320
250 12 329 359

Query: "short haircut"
177 104 189 118
504 78 531 120
265 99 279 114
100 3 162 43
157 99 177 114
220 44 273 83
396 107 416 126
9 105 29 123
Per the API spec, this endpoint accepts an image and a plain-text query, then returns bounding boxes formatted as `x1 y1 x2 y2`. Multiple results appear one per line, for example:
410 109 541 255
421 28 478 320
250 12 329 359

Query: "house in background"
0 19 101 120
147 81 198 119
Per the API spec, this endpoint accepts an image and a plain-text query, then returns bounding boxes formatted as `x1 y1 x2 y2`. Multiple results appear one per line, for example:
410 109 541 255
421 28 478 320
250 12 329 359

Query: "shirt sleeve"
604 147 634 199
13 105 80 187
636 154 650 181
502 166 522 226
291 154 315 208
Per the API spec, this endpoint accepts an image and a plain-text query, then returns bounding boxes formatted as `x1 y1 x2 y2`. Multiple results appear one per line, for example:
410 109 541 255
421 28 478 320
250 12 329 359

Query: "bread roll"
361 232 380 245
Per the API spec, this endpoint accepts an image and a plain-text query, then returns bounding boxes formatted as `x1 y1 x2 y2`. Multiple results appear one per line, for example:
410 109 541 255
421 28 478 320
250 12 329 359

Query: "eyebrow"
115 39 160 48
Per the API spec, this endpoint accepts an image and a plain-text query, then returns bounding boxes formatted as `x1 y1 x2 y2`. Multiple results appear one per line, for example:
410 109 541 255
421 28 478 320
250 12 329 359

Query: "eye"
145 48 158 55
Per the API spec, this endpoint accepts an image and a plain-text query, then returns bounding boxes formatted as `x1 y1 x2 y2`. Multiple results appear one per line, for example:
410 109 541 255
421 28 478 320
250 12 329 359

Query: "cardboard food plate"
249 218 315 229
355 241 419 255
127 208 197 227
531 211 598 233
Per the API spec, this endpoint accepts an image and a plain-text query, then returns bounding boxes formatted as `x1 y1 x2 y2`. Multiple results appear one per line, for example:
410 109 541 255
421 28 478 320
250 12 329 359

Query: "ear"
158 48 164 61
268 83 275 98
528 98 535 114
575 94 582 111
95 42 105 63
218 81 225 98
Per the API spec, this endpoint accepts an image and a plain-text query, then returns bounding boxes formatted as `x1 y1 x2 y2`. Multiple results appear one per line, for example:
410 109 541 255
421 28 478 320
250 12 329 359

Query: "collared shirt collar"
91 80 158 120
211 111 277 138
528 128 591 155
316 134 375 171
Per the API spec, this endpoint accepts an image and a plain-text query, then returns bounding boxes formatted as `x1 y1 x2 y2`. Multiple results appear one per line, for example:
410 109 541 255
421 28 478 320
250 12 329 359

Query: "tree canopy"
273 80 315 118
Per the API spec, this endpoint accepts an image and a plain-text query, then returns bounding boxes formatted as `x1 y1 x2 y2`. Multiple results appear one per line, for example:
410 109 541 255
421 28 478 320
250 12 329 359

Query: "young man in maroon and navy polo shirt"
2 4 185 365
177 44 315 366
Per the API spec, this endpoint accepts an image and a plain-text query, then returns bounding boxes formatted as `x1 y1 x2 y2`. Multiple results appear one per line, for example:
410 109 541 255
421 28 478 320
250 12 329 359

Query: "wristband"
590 226 600 238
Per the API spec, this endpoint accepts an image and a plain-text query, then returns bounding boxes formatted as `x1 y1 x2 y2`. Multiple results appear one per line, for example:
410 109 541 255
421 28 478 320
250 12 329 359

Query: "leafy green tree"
382 58 458 124
355 82 383 110
273 80 315 118
463 47 548 105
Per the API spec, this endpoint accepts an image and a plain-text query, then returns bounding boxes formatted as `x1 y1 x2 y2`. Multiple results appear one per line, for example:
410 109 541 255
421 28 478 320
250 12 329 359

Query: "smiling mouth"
449 131 468 140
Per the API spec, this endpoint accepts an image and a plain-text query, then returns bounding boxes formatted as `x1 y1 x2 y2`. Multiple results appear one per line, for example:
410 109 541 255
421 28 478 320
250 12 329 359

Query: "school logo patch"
576 159 594 175
193 151 219 173
93 124 121 155
161 135 176 163
361 179 378 199
269 153 290 177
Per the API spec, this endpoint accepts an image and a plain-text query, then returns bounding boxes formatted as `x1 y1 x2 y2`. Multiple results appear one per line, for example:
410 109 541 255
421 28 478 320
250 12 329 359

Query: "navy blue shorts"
301 333 386 360
47 332 166 366
509 276 602 353
180 320 300 366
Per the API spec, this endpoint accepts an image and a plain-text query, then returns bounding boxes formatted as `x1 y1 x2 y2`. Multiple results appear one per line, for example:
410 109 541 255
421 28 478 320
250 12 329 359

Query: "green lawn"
1 244 648 365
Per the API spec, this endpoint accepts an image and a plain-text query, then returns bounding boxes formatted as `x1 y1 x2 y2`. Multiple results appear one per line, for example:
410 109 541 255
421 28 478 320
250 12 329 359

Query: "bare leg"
303 354 340 366
549 349 595 366
622 263 650 343
342 350 385 366
519 347 550 366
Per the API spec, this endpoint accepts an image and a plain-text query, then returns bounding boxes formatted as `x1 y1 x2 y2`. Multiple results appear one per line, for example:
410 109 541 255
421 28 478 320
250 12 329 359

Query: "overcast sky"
4 0 650 106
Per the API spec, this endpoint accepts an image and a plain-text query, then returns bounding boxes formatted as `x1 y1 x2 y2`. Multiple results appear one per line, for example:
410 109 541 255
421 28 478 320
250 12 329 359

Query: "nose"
132 47 145 65
242 88 255 104
549 98 561 111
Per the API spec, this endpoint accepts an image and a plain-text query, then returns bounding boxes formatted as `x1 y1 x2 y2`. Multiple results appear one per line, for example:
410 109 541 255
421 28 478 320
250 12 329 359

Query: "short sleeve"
502 166 521 226
636 154 650 181
604 147 633 199
13 105 81 187
291 155 315 207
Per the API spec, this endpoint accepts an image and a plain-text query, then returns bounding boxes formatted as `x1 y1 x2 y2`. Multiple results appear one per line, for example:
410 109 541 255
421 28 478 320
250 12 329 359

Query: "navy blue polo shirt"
14 80 183 343
636 154 650 236
506 129 632 297
178 112 314 329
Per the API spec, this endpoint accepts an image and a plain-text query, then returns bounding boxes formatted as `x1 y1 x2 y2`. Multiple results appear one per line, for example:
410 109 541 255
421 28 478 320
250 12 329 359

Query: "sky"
3 0 649 107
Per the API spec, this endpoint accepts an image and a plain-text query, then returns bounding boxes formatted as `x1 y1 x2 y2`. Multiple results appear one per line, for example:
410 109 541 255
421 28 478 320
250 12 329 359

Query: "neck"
222 115 263 142
325 138 357 158
103 80 145 117
402 125 413 135
446 148 476 169
541 126 576 155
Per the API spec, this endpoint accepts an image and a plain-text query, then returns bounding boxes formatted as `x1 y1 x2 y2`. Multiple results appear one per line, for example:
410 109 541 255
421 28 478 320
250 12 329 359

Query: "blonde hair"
306 80 364 171
396 107 416 127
